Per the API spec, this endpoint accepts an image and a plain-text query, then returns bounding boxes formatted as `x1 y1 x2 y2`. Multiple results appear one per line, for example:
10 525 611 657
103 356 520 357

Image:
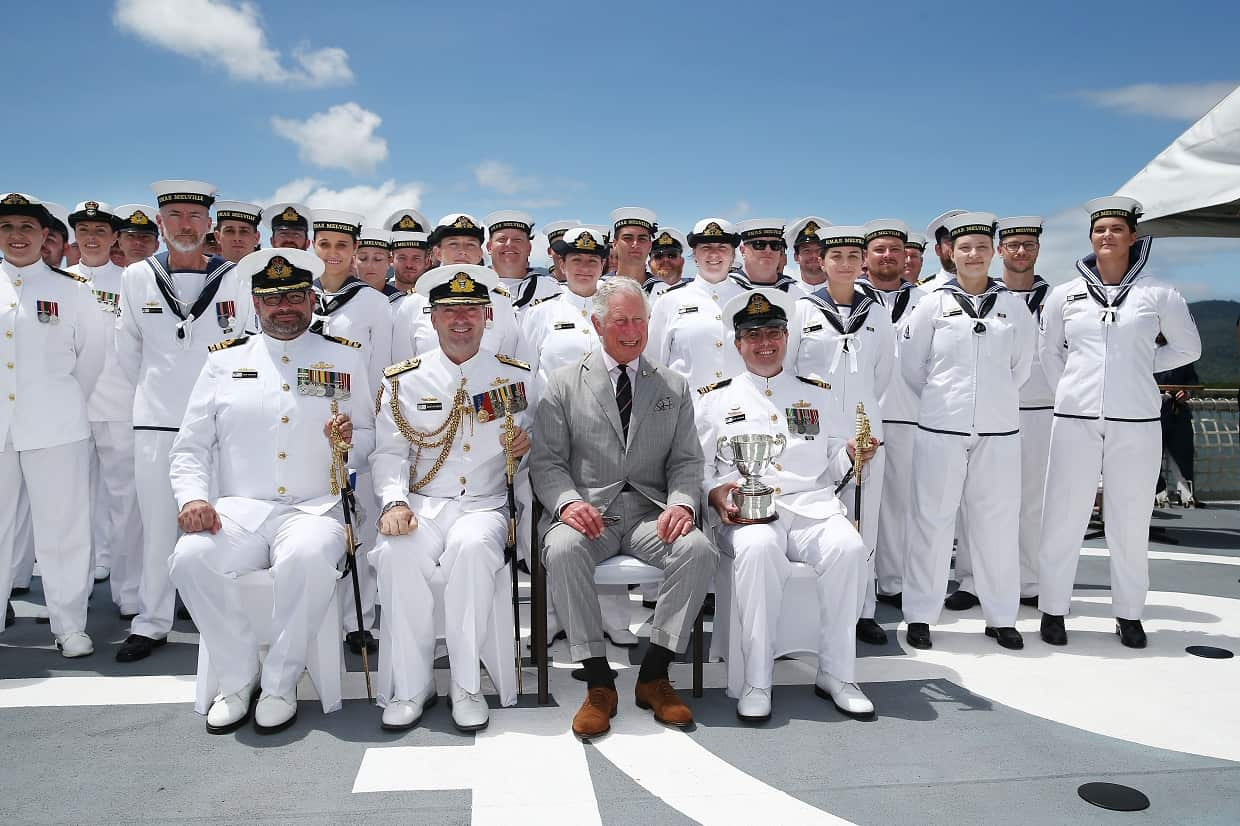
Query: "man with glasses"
168 247 373 735
645 227 689 300
734 219 802 293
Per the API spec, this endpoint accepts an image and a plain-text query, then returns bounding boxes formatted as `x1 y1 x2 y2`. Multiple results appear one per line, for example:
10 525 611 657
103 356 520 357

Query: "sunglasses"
746 240 786 252
259 290 309 307
650 249 682 260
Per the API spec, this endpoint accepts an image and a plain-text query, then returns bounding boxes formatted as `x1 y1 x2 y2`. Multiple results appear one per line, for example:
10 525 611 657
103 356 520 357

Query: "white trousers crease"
169 504 344 698
9 482 35 589
91 421 142 611
132 429 180 639
875 424 914 598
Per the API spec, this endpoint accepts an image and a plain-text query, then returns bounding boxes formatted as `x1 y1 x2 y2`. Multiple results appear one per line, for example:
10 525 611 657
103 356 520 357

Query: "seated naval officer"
531 277 719 740
369 265 533 732
167 248 374 735
698 288 875 722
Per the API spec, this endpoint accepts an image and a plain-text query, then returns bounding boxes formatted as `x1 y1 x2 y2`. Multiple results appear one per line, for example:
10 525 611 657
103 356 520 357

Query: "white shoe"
254 692 297 733
604 627 640 647
93 565 110 582
380 683 437 731
1154 489 1170 508
449 682 489 732
206 679 257 734
55 631 93 658
736 684 771 722
814 671 874 717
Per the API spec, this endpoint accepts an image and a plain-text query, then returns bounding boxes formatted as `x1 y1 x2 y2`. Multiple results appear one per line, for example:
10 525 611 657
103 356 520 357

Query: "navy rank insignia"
473 382 528 423
297 367 351 399
384 358 420 377
796 376 831 390
208 336 249 352
495 353 530 371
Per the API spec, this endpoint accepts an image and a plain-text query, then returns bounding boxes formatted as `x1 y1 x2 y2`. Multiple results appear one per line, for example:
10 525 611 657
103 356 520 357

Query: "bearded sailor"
644 227 690 300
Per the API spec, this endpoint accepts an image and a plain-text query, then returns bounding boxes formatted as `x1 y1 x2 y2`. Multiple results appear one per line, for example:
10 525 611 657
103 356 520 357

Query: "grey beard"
166 234 204 254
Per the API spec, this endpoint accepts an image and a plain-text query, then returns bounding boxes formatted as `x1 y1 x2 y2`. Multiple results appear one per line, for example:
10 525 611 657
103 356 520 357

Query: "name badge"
677 306 699 315
553 322 575 330
944 308 962 317
141 306 163 314
232 369 258 379
417 399 443 411
1066 292 1086 302
724 412 746 424
803 324 823 333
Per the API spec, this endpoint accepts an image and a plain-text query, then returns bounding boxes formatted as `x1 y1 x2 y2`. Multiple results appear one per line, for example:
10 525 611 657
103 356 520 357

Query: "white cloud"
1076 81 1236 121
271 103 387 175
730 199 751 220
472 160 573 209
475 160 533 196
256 178 426 228
113 0 352 87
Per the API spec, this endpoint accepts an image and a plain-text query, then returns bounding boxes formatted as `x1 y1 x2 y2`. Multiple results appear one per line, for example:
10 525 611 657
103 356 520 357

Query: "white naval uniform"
643 274 690 302
116 253 251 641
865 280 926 598
504 268 561 316
697 371 866 688
312 277 394 633
391 285 524 365
901 280 1036 628
369 348 532 704
789 286 895 617
1037 239 1200 620
74 260 143 611
168 332 374 701
955 278 1053 600
0 259 106 636
645 277 746 394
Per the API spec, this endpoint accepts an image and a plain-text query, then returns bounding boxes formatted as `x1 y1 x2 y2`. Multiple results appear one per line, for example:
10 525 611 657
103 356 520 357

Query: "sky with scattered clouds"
10 0 1240 298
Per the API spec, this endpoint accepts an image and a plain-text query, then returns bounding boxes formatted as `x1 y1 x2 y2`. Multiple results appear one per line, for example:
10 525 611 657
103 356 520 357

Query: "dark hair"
1090 215 1138 233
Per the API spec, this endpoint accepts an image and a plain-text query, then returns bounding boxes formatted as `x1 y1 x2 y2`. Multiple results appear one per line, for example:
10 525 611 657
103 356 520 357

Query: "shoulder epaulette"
208 336 250 353
697 378 732 396
52 266 90 284
384 358 420 377
664 280 691 294
321 333 362 348
796 375 831 390
493 285 512 298
528 295 556 308
916 275 936 287
496 353 531 371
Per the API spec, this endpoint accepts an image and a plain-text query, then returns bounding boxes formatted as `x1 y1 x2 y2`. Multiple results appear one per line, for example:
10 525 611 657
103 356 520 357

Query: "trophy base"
732 513 779 525
731 488 777 525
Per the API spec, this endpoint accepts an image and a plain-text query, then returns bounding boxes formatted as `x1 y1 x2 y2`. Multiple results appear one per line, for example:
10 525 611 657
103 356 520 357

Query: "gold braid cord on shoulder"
389 375 471 492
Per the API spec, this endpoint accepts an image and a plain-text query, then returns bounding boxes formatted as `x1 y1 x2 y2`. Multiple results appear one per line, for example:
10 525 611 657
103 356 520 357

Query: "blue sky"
10 0 1240 299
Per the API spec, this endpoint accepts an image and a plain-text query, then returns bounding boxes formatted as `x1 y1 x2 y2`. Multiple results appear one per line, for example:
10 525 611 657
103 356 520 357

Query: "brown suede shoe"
572 687 619 740
634 677 694 727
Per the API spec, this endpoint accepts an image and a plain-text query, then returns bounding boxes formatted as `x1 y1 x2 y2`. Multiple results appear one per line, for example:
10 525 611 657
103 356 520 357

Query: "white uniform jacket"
520 290 600 400
169 331 374 532
645 277 749 394
391 285 523 364
902 280 1036 436
1011 278 1056 409
0 259 106 450
790 286 895 441
696 371 852 526
370 348 534 520
116 253 251 430
859 280 926 426
506 269 562 314
72 260 133 423
1040 238 1200 421
312 276 393 393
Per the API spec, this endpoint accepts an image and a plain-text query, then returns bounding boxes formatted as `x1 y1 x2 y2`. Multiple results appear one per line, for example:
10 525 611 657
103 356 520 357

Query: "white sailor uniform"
645 276 748 394
0 259 106 638
697 371 866 690
1037 238 1200 620
115 253 252 642
789 286 895 617
643 274 690 301
901 280 1035 629
369 348 532 705
168 331 373 702
504 268 561 316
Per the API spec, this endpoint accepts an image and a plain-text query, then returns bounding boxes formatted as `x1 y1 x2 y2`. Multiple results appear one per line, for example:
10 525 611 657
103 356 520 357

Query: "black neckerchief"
857 277 914 323
805 286 875 336
146 252 235 339
939 277 1006 334
1011 276 1050 318
313 276 370 316
729 271 798 292
1074 236 1152 323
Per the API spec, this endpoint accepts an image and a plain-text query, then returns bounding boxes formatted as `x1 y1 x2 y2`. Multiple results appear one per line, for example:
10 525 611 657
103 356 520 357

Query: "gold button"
4 362 11 369
281 355 290 363
715 341 722 348
463 443 471 452
775 487 782 495
282 383 290 391
280 416 289 423
459 476 467 485
715 371 722 378
764 389 772 397
7 393 13 401
715 313 722 320
770 414 778 422
4 331 11 339
277 486 286 495
775 463 783 471
13 279 21 287
278 451 287 459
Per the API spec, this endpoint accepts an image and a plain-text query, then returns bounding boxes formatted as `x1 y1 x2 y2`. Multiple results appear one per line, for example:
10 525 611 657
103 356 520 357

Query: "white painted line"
1080 547 1240 567
0 675 197 708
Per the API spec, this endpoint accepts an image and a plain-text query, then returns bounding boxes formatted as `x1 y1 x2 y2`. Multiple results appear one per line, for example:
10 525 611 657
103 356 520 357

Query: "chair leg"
692 606 704 698
532 505 550 705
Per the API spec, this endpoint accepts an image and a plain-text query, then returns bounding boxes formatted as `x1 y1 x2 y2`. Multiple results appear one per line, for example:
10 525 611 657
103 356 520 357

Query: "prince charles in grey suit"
531 278 718 740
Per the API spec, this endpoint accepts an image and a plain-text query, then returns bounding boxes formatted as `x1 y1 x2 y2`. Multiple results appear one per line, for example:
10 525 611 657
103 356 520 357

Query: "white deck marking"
1080 546 1240 567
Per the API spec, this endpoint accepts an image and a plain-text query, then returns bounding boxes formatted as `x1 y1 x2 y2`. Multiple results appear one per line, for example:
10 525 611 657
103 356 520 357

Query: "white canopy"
1118 84 1240 238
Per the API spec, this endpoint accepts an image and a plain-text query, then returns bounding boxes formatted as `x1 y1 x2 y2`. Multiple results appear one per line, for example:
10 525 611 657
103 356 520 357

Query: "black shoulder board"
384 358 420 377
496 353 531 371
696 378 732 396
322 333 362 348
493 285 512 299
664 280 691 294
208 336 250 353
796 375 831 390
52 266 90 284
528 295 556 308
916 275 936 287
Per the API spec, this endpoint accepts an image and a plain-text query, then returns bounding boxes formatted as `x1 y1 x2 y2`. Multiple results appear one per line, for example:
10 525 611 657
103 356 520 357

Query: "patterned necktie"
616 364 632 440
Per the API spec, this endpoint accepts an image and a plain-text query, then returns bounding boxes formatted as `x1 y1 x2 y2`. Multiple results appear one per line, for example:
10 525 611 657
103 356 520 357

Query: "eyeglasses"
650 250 682 260
746 240 786 252
739 327 787 342
1001 241 1039 253
259 291 309 307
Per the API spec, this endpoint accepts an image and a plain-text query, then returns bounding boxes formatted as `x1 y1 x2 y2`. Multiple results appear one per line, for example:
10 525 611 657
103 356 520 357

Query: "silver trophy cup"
716 433 787 524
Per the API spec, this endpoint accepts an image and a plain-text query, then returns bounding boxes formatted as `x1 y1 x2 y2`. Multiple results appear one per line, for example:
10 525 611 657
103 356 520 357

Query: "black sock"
638 644 674 682
582 656 615 689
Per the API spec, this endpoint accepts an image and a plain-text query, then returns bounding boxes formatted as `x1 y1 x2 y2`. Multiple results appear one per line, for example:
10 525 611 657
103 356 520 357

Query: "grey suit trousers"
543 490 718 661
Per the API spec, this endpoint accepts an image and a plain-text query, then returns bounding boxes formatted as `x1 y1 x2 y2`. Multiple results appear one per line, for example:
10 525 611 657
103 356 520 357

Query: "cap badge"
746 294 772 315
574 233 598 251
703 222 723 236
130 210 150 225
655 231 675 246
397 215 421 231
449 272 477 293
803 220 820 236
2 193 29 206
452 215 477 230
265 256 293 280
280 207 301 222
85 201 100 214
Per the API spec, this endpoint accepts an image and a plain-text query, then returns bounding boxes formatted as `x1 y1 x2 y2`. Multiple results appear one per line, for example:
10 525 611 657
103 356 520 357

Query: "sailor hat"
267 202 311 233
114 204 159 235
68 200 119 229
552 226 608 258
1085 196 1142 225
149 179 216 208
724 287 798 334
391 231 429 250
904 231 927 251
996 216 1044 238
785 216 832 249
736 218 786 242
214 201 262 227
429 213 485 245
483 210 535 237
610 207 657 234
42 201 71 239
650 227 687 255
862 218 909 244
817 225 867 249
943 211 998 241
543 220 578 244
311 209 364 238
357 227 392 249
925 209 968 243
239 248 323 294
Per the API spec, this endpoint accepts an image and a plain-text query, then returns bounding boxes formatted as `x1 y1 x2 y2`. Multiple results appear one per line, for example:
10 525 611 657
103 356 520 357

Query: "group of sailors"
0 181 1201 736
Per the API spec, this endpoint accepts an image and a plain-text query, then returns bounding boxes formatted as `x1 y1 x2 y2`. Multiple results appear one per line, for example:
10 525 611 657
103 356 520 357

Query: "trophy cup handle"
716 436 735 465
772 433 787 458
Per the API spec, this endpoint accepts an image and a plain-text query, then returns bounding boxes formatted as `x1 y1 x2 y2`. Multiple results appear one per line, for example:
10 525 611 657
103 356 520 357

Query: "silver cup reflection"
715 433 787 524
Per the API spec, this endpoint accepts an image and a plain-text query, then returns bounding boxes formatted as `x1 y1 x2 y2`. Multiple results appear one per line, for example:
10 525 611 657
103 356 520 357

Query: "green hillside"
1189 300 1240 387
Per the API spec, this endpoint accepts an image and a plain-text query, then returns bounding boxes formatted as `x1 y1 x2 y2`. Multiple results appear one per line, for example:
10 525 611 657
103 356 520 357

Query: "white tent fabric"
1118 84 1240 238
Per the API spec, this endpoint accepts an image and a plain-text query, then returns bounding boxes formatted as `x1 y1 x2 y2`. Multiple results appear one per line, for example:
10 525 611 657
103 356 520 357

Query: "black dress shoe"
5 601 13 628
641 599 658 610
116 634 167 662
701 593 715 617
906 622 932 650
856 618 888 645
943 590 979 611
875 592 902 608
1116 618 1147 649
985 626 1024 650
345 630 379 655
1040 613 1067 646
1019 596 1039 607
